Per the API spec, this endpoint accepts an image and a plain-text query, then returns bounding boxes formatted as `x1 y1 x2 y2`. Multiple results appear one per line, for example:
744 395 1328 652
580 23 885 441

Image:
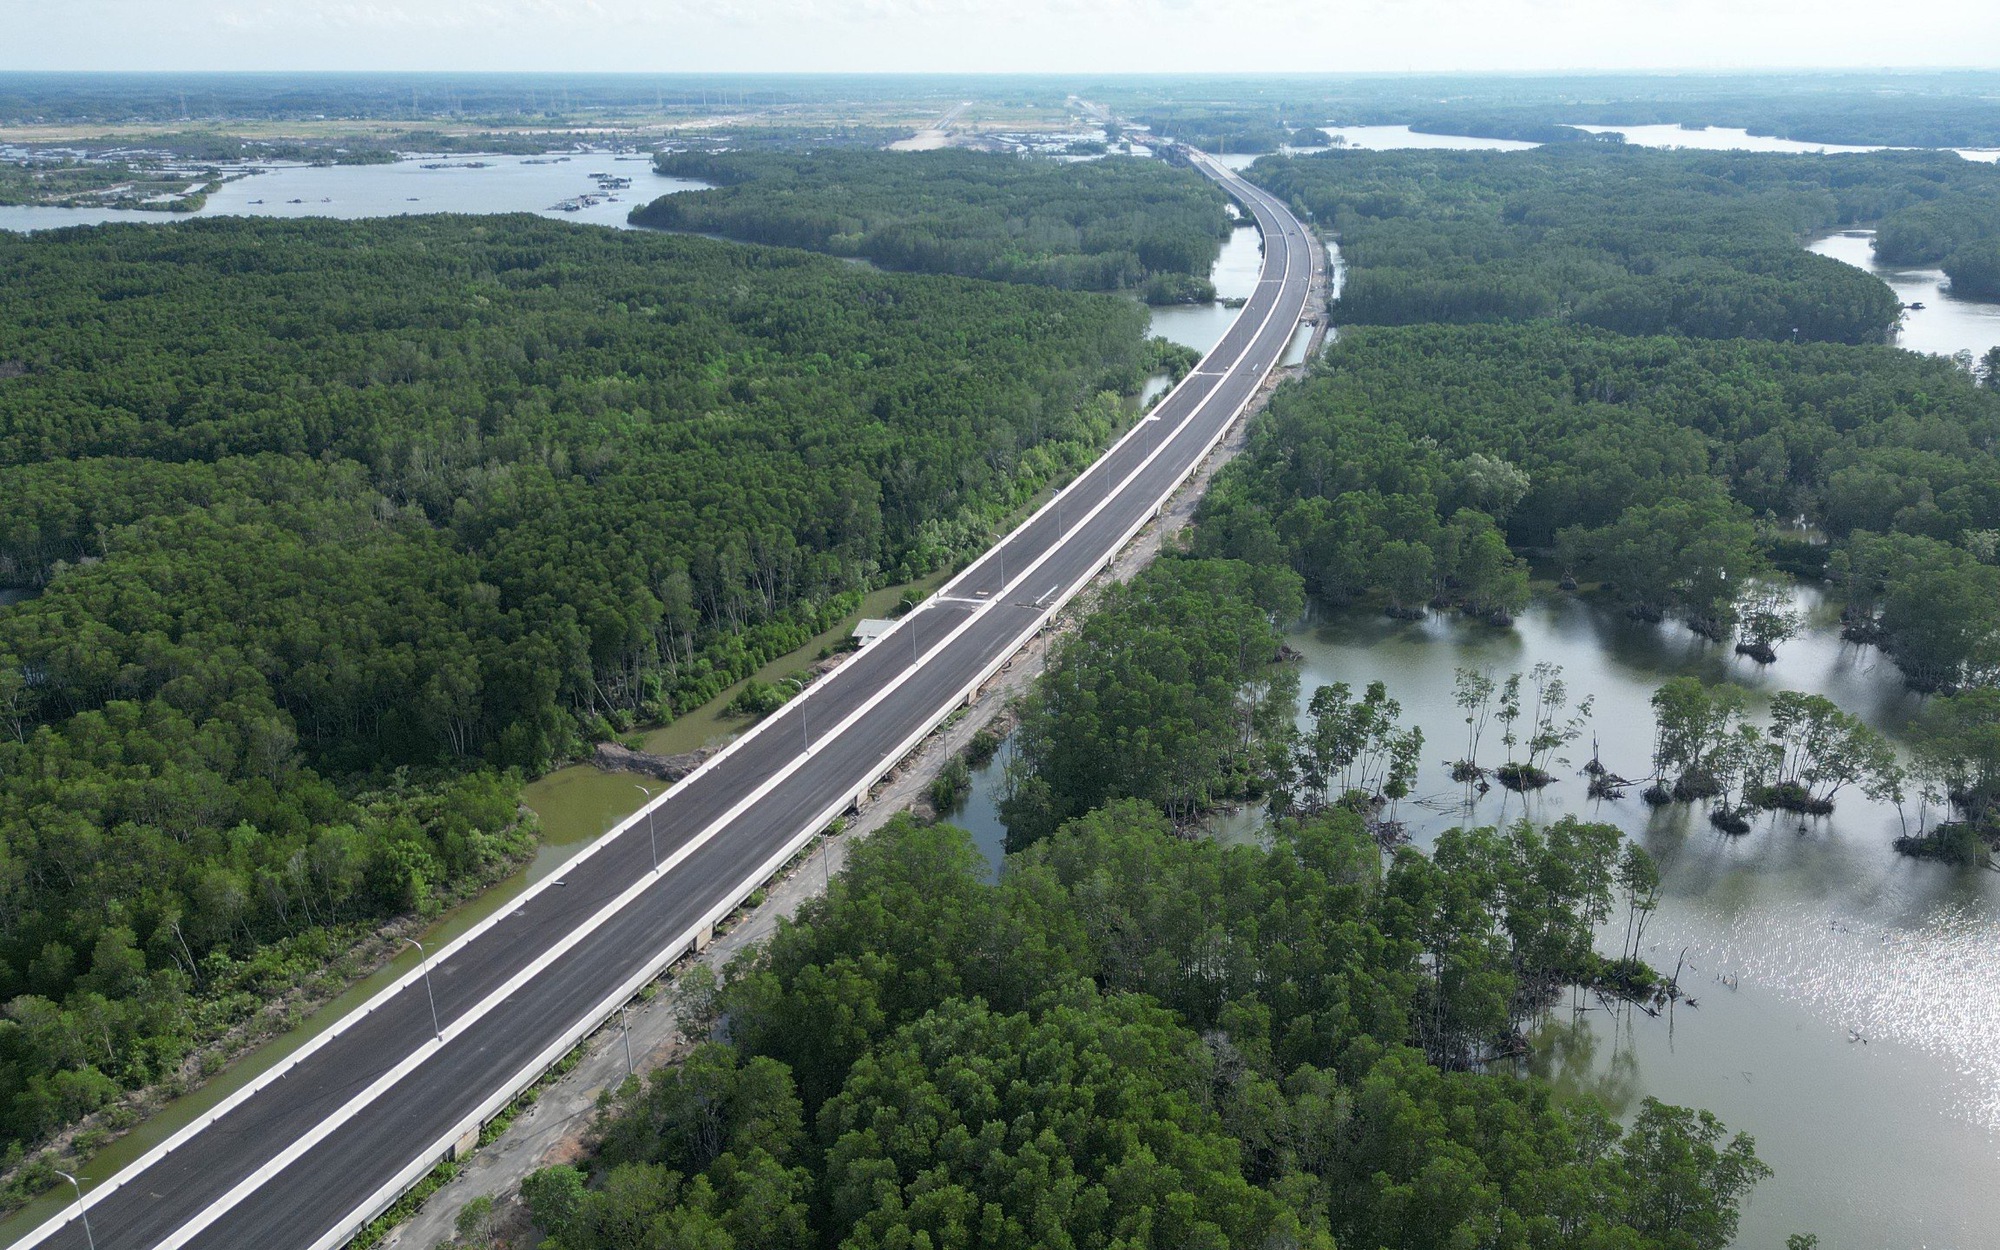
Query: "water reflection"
1572 123 1882 155
0 152 702 234
1281 593 2000 1248
1575 122 2000 164
1528 1013 1645 1115
1810 229 2000 361
949 589 2000 1245
1144 221 1265 353
1316 124 1539 152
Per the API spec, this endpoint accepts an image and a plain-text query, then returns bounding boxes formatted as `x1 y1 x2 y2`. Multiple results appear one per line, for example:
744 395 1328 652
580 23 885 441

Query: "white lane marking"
313 165 1310 1250
148 214 1307 1246
154 542 1061 1248
937 187 1283 602
16 150 1311 1250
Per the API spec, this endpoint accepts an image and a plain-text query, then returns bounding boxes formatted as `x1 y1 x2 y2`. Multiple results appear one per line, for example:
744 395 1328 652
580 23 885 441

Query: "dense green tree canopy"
0 212 1165 1157
1873 192 2000 267
1244 147 2000 343
1872 191 2000 300
633 149 1232 295
1134 107 1293 155
530 810 1769 1250
0 215 1159 766
1002 556 1303 845
1195 321 2000 687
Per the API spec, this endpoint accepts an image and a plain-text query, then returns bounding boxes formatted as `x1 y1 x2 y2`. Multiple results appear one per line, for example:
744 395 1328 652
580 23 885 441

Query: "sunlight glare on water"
1276 593 2000 1247
1720 897 2000 1130
943 560 2000 1246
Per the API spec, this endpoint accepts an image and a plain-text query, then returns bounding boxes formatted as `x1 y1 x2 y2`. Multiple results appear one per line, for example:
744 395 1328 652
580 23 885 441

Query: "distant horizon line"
4 66 2000 79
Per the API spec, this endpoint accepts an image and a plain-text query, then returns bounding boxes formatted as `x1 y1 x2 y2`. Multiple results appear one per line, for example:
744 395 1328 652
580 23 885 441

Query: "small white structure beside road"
851 618 897 648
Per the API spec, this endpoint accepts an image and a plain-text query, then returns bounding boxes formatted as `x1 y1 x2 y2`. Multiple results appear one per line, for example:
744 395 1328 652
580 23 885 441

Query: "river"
1144 220 1267 352
1811 229 2000 361
1146 142 2000 1246
0 151 705 234
1572 122 2000 163
951 587 2000 1248
1206 126 1536 175
1314 124 1540 153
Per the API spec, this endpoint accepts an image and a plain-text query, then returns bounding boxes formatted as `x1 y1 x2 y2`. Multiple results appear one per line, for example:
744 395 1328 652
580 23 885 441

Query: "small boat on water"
248 199 263 204
1907 301 1927 311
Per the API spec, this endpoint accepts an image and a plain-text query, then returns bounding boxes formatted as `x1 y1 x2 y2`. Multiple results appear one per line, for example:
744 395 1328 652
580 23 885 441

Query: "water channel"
1313 124 1540 153
1811 230 2000 362
0 151 705 234
1571 122 2000 163
1143 218 1268 353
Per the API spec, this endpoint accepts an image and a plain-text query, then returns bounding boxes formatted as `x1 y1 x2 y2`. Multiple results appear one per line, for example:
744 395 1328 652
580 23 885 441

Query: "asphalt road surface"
16 149 1315 1250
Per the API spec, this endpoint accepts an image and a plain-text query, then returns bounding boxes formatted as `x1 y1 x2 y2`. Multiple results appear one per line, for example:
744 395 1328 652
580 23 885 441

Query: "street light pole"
404 938 441 1042
632 784 657 871
782 677 810 753
55 1172 93 1250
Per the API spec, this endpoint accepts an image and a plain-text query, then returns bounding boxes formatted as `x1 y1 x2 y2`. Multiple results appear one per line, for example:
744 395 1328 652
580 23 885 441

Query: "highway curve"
15 149 1316 1250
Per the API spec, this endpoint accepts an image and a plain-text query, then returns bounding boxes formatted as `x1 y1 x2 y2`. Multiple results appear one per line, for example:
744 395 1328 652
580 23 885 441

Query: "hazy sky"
7 0 2000 74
